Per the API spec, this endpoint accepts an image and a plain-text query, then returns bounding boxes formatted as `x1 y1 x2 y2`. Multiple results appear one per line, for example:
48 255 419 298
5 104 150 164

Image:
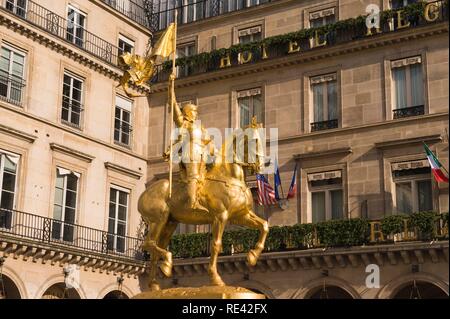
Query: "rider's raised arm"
169 75 184 127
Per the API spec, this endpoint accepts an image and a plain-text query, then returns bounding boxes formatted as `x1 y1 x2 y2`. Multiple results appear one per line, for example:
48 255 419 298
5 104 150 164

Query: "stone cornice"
0 8 150 95
166 241 449 277
105 162 143 180
278 112 449 145
375 134 443 149
0 123 37 143
0 235 145 278
294 147 352 160
50 143 96 163
151 22 448 93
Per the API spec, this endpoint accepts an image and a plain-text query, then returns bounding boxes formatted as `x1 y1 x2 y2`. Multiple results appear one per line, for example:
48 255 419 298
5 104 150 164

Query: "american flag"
256 174 277 206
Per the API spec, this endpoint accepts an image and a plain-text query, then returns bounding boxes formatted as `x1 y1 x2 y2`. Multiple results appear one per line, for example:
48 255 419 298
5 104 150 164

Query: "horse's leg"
231 211 269 267
209 213 228 286
157 220 179 278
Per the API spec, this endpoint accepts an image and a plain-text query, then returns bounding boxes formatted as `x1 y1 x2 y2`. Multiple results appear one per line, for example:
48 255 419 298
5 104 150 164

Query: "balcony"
1 0 121 66
393 105 425 119
0 209 146 265
149 0 277 32
310 119 339 132
101 0 151 29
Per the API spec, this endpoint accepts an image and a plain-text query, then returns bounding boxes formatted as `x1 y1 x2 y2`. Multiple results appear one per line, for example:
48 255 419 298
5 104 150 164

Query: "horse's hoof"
247 250 259 267
149 282 161 291
160 261 173 278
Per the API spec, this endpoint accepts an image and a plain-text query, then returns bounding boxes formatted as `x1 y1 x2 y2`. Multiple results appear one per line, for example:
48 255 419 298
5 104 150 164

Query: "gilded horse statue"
138 123 269 290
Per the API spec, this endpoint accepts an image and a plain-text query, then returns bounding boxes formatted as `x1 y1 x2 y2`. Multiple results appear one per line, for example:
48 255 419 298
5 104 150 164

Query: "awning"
308 170 342 181
392 159 429 171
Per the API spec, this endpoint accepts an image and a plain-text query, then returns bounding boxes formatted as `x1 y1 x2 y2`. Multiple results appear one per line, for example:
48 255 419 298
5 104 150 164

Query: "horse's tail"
138 179 171 224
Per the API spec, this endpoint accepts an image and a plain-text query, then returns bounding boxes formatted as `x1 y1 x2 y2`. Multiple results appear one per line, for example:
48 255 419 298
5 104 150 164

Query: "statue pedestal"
133 286 265 299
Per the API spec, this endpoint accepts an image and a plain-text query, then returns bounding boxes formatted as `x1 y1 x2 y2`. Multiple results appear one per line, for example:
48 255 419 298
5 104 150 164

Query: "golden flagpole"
168 10 178 198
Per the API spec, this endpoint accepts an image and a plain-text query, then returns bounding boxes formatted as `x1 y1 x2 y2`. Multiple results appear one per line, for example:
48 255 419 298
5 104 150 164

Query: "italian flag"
424 143 449 183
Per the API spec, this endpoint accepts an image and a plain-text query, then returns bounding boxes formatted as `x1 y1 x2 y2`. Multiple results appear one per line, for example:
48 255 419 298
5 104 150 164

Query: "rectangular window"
62 72 84 127
5 0 27 18
0 151 19 229
309 8 336 28
237 88 263 128
391 0 417 9
238 26 262 44
118 35 134 57
309 171 343 222
393 165 433 214
114 95 133 146
52 168 79 242
391 56 424 118
0 44 26 105
107 187 129 253
177 42 196 77
66 5 86 47
311 74 338 131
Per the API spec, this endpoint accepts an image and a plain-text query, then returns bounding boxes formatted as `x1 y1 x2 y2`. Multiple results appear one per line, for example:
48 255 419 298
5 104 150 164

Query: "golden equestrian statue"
138 114 269 291
118 16 269 298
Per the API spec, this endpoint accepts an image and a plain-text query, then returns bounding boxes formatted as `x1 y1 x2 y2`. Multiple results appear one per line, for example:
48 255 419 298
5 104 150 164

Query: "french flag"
287 164 298 200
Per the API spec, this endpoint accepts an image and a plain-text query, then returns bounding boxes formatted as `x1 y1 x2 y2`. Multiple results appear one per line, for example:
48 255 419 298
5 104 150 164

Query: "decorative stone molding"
0 123 37 143
294 147 352 160
0 237 146 278
374 134 442 149
50 143 95 163
164 241 449 278
105 162 143 180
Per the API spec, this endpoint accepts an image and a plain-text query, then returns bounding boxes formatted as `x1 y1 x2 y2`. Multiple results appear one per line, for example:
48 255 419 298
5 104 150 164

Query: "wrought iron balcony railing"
0 74 26 106
1 0 121 66
311 119 339 132
393 105 425 119
101 0 150 29
0 208 146 262
149 0 277 32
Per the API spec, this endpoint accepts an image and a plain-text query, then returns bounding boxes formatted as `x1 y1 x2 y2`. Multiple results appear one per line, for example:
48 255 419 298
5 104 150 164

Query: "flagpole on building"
168 10 178 198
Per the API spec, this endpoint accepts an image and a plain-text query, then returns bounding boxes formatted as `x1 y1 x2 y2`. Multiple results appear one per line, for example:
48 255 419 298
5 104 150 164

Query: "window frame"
309 177 343 222
108 185 130 252
0 150 20 212
391 56 424 111
61 71 84 128
5 0 28 18
118 34 135 57
176 41 196 77
66 4 87 47
52 167 80 242
393 169 434 214
0 43 26 105
310 73 339 131
237 87 263 128
114 95 133 147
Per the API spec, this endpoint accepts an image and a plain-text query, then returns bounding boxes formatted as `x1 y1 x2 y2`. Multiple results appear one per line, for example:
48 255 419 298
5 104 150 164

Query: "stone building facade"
146 0 449 298
0 0 153 299
0 0 448 299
